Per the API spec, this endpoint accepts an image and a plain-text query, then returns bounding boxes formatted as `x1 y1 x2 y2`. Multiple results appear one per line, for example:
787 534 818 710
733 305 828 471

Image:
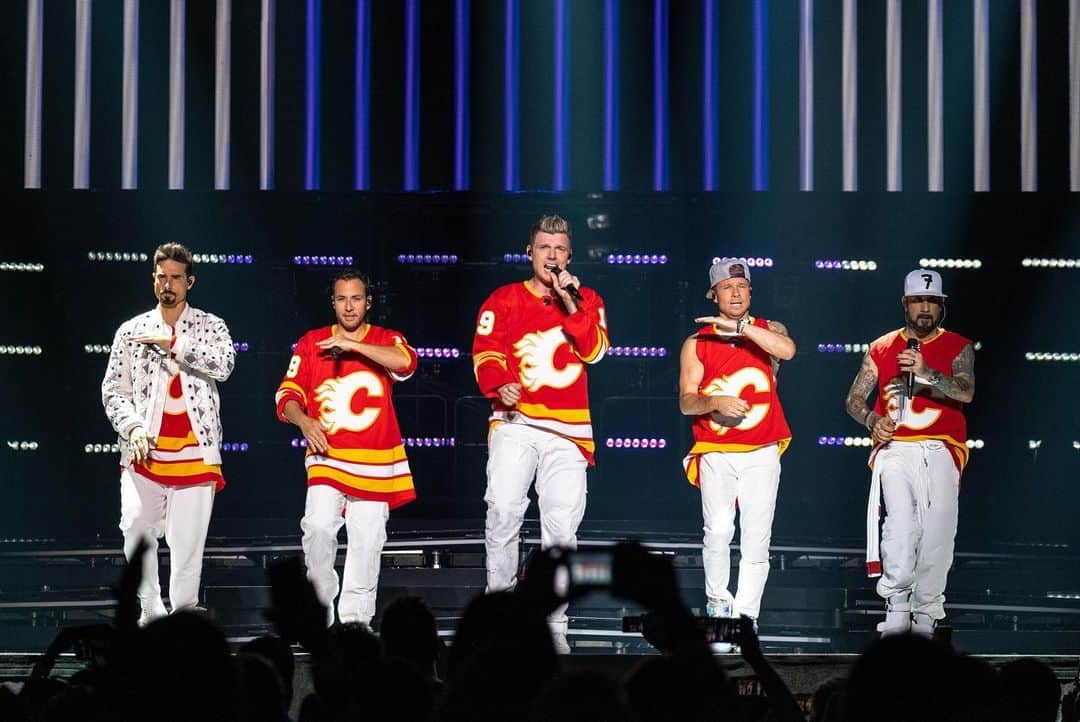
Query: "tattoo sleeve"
845 352 879 426
930 343 975 402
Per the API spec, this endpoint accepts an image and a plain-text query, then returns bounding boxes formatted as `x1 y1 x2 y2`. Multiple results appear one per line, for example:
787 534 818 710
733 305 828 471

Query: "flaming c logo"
315 371 384 433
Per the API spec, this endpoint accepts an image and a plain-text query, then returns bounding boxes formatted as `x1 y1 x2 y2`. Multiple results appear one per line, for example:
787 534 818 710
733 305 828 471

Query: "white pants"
484 423 588 632
301 484 389 626
874 440 959 620
119 467 216 615
699 445 781 620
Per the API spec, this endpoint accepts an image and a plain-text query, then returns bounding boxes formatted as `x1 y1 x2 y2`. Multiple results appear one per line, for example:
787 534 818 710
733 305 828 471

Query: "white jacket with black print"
101 304 235 467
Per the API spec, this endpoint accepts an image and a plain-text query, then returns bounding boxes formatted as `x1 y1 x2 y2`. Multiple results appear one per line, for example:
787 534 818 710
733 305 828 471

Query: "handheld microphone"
330 346 342 375
904 338 920 398
544 265 582 301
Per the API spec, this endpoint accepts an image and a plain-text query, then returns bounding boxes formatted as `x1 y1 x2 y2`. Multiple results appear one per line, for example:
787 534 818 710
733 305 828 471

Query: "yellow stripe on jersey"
687 438 791 458
306 464 415 493
515 402 592 424
574 327 609 363
141 459 224 477
277 380 308 403
488 419 596 454
155 431 198 452
318 444 410 465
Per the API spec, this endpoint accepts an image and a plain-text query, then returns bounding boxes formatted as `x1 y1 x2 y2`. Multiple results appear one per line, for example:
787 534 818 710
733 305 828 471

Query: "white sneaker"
137 602 168 628
705 601 736 653
910 612 936 639
876 594 912 637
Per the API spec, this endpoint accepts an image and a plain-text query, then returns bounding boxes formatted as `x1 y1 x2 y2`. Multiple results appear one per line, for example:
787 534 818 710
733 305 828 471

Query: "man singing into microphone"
845 269 975 637
276 270 418 626
679 258 795 632
472 214 609 653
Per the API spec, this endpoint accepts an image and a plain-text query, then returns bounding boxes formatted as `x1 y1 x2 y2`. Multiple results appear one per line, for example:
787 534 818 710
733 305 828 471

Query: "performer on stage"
679 258 795 625
472 214 609 652
845 269 975 637
276 270 418 626
102 243 235 625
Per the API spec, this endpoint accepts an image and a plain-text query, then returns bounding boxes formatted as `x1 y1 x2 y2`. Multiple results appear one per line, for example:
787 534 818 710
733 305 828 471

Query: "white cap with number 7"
903 269 948 298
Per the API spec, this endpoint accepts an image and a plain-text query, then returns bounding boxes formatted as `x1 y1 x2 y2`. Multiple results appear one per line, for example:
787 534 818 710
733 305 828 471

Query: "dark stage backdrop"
3 191 1079 550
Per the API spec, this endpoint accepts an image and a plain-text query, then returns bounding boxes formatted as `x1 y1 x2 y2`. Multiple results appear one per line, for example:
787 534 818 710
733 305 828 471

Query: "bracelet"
736 319 747 335
864 410 878 431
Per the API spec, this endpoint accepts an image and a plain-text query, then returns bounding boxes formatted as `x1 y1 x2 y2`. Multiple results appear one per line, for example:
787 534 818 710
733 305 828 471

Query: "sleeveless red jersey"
276 324 418 509
472 281 609 464
869 327 972 471
683 318 792 486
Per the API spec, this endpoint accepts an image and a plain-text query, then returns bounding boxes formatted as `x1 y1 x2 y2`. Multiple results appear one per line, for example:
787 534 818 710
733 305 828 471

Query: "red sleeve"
561 288 609 364
383 328 419 382
472 288 516 397
275 334 313 422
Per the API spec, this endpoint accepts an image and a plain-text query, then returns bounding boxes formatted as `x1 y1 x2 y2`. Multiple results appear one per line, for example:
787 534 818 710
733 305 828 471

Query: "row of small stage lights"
0 254 1072 270
7 438 1077 455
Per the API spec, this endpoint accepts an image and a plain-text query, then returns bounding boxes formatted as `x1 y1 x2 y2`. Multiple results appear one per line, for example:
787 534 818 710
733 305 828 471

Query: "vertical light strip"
886 0 902 191
122 0 139 189
604 0 620 191
842 0 857 191
24 0 43 189
260 0 275 190
799 0 813 191
73 0 92 189
1071 0 1079 191
703 0 718 191
927 0 943 191
1020 0 1037 191
973 0 989 191
404 0 420 191
354 0 370 189
553 0 569 191
504 0 519 191
214 0 231 190
653 0 669 191
454 0 470 190
752 0 769 190
169 0 186 189
305 0 321 190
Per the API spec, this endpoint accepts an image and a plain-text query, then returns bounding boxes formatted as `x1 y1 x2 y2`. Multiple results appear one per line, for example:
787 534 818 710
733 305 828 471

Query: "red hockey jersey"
276 324 418 509
472 281 609 464
869 327 972 472
683 319 792 486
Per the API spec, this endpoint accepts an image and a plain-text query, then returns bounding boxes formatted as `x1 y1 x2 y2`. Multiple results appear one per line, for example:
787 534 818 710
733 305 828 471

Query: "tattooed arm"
927 343 975 403
845 352 880 429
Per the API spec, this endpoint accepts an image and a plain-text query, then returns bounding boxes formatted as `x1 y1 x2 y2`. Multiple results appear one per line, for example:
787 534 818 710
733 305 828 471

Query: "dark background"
1 1 1077 550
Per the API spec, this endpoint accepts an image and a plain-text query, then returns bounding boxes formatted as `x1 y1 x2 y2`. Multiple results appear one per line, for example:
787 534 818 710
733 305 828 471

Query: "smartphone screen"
569 551 612 590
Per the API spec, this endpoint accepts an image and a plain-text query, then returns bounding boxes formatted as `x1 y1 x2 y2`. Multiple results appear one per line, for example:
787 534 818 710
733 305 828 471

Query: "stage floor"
3 524 1080 657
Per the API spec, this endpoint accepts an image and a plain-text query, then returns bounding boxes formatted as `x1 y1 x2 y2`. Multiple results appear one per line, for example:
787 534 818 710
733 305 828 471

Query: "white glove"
129 426 150 463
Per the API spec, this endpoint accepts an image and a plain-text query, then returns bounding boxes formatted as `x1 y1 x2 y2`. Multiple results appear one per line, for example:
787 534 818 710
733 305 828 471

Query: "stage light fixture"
6 441 39 451
0 262 45 272
222 442 250 452
917 258 983 269
415 347 462 359
397 254 459 264
607 254 669 265
402 437 456 447
1025 352 1080 362
712 256 773 267
1021 258 1079 268
191 253 254 264
231 342 250 352
813 259 877 271
85 443 120 454
608 346 667 357
503 253 530 263
816 343 870 354
87 252 149 262
292 255 354 266
0 346 43 355
604 437 668 449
